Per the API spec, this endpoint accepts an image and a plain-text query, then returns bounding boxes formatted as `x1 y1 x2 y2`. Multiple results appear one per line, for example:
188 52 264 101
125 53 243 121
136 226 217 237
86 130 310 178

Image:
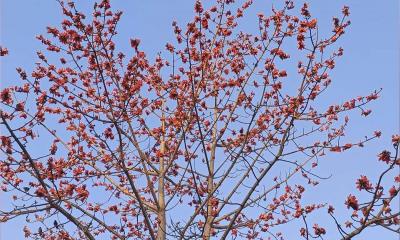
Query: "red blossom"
278 70 287 77
15 102 25 112
1 88 12 104
330 146 342 152
356 175 373 191
392 134 400 145
378 150 391 163
342 6 350 16
328 205 335 214
361 109 372 116
130 38 140 50
75 185 89 201
0 46 9 56
374 131 382 137
345 194 359 210
312 224 326 236
300 227 306 237
194 0 203 13
301 3 310 17
345 221 352 228
389 186 398 197
165 43 174 52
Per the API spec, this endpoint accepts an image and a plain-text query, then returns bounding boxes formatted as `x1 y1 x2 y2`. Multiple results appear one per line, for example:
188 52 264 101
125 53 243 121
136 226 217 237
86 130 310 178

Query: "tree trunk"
203 106 218 239
157 109 167 240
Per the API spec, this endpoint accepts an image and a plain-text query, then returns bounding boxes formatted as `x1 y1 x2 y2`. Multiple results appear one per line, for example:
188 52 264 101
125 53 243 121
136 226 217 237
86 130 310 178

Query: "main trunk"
157 110 167 240
203 106 218 239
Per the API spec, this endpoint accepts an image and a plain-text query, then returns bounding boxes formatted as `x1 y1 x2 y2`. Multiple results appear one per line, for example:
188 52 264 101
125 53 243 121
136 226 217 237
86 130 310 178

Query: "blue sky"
0 0 398 239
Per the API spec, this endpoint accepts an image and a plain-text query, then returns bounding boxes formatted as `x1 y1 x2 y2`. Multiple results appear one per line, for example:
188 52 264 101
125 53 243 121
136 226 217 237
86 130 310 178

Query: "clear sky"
0 0 398 239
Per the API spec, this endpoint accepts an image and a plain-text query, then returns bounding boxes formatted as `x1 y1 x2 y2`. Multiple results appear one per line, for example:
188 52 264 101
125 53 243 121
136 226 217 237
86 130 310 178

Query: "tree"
0 0 398 239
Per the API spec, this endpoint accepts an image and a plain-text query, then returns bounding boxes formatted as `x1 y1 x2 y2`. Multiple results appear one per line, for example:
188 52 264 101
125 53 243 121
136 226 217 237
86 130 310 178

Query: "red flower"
378 150 391 163
328 205 335 214
389 186 398 197
342 143 352 150
361 109 372 116
130 39 141 50
104 127 114 139
345 194 359 210
356 175 373 191
330 146 341 152
194 0 203 13
300 228 306 236
35 187 47 197
345 221 352 228
201 18 208 29
0 46 8 56
373 130 382 137
1 88 13 104
15 102 25 112
75 185 89 201
279 70 287 77
301 3 310 17
395 175 400 183
392 134 400 145
308 19 317 29
165 43 175 52
313 224 326 236
342 6 350 16
58 31 69 44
